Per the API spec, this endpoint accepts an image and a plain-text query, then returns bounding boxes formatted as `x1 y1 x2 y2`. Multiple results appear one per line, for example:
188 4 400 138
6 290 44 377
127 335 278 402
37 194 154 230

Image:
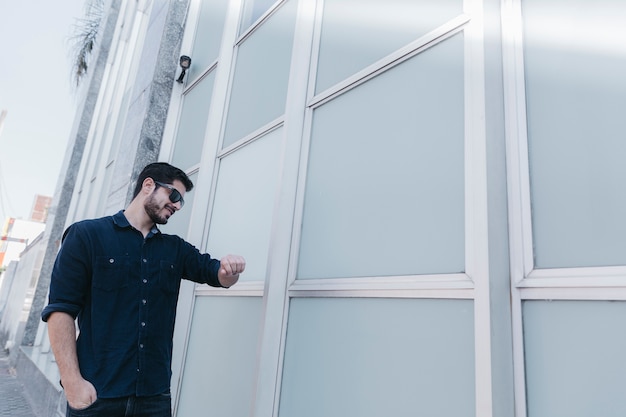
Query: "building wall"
0 233 44 352
21 0 626 416
165 1 626 416
167 0 498 416
0 261 18 320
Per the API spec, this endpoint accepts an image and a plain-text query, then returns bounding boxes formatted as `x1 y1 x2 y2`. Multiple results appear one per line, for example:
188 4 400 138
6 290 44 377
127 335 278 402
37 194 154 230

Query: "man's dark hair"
133 162 194 198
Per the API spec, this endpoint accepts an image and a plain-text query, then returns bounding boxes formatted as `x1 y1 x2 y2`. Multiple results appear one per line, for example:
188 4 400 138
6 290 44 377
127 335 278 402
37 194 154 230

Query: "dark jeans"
66 393 171 417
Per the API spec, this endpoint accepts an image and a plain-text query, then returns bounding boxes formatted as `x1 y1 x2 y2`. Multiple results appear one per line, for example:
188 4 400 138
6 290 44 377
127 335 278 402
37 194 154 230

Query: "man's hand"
218 254 246 287
47 312 97 410
64 377 97 410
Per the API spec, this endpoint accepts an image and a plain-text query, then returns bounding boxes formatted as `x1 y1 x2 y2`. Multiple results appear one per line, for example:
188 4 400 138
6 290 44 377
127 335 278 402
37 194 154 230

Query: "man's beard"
145 194 169 224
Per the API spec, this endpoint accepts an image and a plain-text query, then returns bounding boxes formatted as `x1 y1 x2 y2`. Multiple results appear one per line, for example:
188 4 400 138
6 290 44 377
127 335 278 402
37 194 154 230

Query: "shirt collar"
112 210 131 228
113 210 161 237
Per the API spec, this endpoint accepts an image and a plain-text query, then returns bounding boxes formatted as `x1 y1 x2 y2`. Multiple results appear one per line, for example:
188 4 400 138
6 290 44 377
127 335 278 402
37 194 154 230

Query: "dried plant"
70 0 105 87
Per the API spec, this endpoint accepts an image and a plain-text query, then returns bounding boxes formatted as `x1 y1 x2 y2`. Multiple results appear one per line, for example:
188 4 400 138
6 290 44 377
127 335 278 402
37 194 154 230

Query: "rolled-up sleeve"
41 224 92 322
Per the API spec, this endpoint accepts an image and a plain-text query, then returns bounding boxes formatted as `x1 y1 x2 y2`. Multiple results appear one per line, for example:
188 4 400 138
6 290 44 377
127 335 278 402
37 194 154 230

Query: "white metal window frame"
501 0 626 416
163 0 292 410
168 0 498 416
289 13 474 297
502 0 626 298
168 0 294 298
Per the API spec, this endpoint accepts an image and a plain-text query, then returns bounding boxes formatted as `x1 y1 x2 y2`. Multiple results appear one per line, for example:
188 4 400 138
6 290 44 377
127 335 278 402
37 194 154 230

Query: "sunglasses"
154 181 185 207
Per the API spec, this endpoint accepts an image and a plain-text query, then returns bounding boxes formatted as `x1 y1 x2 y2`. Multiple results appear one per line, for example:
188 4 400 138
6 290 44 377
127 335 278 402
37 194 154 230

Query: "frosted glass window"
298 35 464 279
240 0 278 34
523 0 626 268
171 71 216 170
523 300 626 417
161 172 197 238
316 0 463 93
187 0 229 82
176 296 262 417
207 129 283 281
279 298 475 417
222 0 297 148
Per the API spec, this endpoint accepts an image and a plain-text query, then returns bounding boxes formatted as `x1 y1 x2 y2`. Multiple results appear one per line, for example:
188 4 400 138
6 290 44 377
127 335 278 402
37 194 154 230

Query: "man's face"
144 179 186 224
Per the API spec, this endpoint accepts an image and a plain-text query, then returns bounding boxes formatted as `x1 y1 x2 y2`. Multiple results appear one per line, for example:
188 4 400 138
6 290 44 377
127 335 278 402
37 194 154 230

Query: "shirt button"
142 299 147 305
142 259 147 263
109 258 114 263
139 344 144 349
141 322 146 327
137 368 140 372
143 279 148 284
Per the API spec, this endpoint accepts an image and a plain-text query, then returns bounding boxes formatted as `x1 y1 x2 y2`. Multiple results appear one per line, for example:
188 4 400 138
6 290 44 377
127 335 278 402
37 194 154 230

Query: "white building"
13 1 626 416
0 217 45 267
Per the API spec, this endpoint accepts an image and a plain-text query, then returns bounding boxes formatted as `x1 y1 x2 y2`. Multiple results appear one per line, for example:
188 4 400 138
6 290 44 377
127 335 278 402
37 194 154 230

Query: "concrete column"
21 0 124 347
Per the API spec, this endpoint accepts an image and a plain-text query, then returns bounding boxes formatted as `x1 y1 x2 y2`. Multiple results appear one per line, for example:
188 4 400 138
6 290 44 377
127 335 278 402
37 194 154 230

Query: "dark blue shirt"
41 210 223 398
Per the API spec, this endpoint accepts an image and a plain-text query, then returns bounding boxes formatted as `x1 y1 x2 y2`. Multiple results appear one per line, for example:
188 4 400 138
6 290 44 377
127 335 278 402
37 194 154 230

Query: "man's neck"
124 200 155 237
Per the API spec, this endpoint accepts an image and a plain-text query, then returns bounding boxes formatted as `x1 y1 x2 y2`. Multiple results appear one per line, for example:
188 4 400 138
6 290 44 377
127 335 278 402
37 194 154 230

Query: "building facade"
29 195 53 223
15 0 626 416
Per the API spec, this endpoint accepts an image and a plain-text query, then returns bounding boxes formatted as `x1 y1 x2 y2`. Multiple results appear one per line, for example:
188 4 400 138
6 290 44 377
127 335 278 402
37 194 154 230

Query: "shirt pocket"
93 255 130 291
159 260 181 294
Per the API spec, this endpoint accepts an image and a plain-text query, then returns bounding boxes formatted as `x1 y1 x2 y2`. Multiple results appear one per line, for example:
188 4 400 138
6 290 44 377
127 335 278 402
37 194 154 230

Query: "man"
41 162 245 417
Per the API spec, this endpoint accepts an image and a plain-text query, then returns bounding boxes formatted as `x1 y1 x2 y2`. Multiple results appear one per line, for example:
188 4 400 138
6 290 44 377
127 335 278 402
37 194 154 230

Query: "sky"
0 0 86 221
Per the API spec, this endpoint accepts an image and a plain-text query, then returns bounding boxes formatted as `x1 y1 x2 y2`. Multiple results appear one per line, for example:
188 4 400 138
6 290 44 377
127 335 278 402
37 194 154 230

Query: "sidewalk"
0 349 37 417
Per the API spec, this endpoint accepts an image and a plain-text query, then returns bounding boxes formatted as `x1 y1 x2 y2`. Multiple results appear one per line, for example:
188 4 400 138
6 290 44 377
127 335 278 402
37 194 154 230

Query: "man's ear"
142 177 156 195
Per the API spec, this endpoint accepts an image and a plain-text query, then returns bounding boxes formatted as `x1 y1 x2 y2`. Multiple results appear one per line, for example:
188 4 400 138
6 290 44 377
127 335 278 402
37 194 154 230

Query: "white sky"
0 0 86 220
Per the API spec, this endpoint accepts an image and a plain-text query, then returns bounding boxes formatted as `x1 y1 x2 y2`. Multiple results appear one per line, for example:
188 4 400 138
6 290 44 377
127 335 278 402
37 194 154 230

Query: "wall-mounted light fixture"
176 55 192 83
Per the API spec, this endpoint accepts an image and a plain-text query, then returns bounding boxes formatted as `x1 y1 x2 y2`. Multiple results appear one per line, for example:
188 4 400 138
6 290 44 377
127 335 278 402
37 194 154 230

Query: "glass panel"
222 0 297 148
298 35 465 279
207 129 283 281
160 172 197 238
175 296 263 417
171 71 216 170
240 0 278 34
316 0 463 94
187 0 230 82
279 298 475 417
523 0 626 268
523 300 626 417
